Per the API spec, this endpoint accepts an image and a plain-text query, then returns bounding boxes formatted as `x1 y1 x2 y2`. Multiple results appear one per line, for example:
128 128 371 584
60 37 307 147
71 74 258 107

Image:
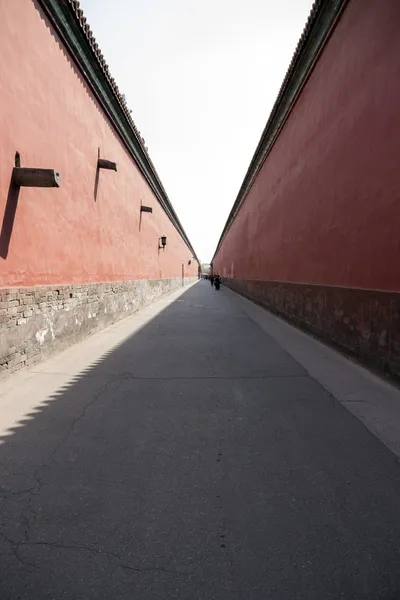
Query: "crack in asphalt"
2 375 127 545
0 374 194 578
27 372 308 380
0 529 39 570
0 486 36 499
8 539 193 576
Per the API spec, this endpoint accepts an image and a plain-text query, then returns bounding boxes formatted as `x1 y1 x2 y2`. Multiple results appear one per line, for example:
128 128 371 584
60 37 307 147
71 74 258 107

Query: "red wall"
214 0 400 292
0 1 197 287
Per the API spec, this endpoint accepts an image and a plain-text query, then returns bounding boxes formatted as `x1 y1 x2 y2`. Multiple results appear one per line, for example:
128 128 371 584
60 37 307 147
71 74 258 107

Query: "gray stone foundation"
223 278 400 381
0 277 196 378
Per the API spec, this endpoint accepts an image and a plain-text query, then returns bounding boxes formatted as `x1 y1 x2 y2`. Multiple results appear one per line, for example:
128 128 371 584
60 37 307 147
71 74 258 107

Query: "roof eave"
37 0 199 262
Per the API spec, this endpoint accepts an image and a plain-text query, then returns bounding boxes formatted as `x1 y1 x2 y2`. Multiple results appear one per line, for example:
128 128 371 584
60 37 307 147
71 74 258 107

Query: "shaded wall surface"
0 1 198 375
213 0 400 377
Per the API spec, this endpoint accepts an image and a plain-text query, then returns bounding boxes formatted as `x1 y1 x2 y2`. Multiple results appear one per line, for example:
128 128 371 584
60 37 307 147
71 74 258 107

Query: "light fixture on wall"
159 235 167 250
188 260 191 265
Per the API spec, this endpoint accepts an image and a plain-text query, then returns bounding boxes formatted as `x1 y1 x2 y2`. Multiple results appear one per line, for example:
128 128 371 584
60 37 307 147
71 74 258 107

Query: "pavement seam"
25 372 310 380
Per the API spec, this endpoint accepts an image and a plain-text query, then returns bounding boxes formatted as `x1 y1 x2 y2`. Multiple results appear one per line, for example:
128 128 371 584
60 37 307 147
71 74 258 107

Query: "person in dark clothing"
214 275 221 290
210 275 214 286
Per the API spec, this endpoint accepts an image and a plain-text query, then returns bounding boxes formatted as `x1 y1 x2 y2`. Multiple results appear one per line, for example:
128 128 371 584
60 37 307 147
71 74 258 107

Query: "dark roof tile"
67 0 149 157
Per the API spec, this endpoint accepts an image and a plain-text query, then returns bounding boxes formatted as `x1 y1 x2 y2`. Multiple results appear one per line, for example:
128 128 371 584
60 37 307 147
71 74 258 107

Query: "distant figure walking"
214 275 221 291
210 275 214 287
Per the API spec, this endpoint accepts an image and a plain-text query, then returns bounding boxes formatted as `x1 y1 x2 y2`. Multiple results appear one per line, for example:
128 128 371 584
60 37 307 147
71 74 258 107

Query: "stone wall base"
0 277 197 378
223 278 400 380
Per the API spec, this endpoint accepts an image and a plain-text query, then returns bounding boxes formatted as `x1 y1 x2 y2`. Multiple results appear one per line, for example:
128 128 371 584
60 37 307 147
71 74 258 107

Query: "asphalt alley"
1 280 400 599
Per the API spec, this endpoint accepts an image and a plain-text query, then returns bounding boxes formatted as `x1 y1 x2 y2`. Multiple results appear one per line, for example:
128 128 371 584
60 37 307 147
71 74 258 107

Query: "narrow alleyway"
1 281 400 599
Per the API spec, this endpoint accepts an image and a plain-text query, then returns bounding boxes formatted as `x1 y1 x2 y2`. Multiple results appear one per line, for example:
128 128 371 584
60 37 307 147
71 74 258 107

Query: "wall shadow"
93 165 100 202
0 284 211 598
0 177 20 259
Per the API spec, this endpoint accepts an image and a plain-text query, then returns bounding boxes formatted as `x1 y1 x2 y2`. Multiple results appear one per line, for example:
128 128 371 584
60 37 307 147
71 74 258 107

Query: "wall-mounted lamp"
188 260 192 265
159 235 167 250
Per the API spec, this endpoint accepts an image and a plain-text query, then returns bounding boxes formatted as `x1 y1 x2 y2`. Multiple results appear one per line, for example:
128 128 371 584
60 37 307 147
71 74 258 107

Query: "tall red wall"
214 0 400 292
0 0 197 287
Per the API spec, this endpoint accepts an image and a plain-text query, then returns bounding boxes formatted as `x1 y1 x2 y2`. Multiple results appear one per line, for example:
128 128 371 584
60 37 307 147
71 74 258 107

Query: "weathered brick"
0 354 12 365
10 353 24 365
11 362 26 373
27 345 40 355
0 277 196 379
26 356 39 366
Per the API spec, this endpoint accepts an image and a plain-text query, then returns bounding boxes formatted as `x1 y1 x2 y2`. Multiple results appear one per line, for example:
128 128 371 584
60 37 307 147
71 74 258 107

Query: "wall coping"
37 0 198 262
212 0 349 260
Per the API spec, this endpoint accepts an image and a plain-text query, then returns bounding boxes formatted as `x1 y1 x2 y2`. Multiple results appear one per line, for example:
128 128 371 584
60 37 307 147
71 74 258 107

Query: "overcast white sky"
81 0 313 262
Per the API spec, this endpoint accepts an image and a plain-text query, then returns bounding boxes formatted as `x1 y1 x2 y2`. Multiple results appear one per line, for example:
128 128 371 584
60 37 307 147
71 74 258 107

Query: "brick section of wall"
223 278 400 379
0 277 197 378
